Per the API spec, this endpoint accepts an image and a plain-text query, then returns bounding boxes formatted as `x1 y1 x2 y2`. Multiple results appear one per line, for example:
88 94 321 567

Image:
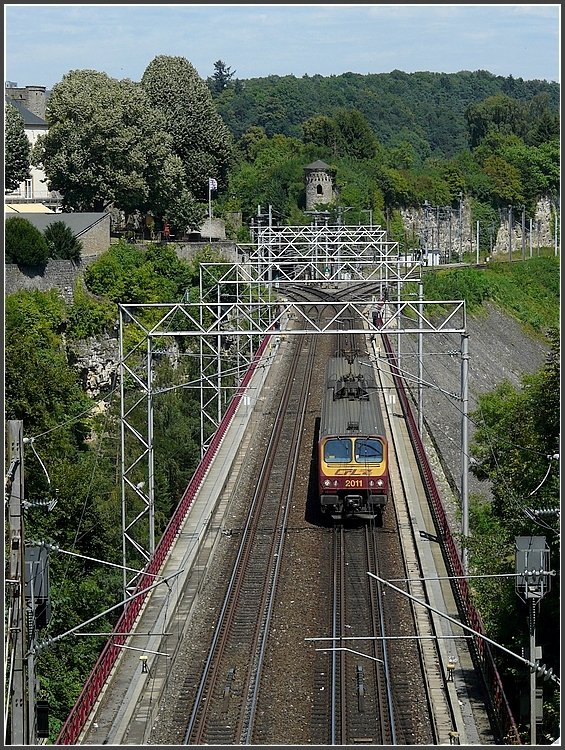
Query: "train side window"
324 438 352 463
355 439 383 463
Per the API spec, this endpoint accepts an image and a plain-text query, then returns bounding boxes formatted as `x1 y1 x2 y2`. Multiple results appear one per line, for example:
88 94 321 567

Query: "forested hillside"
211 69 559 157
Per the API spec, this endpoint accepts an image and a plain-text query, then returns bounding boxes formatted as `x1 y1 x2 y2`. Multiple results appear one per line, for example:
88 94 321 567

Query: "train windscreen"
355 438 383 463
324 438 352 463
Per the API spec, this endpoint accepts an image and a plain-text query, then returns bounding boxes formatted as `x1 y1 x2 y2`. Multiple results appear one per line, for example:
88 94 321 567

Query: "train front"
319 433 388 520
318 357 389 521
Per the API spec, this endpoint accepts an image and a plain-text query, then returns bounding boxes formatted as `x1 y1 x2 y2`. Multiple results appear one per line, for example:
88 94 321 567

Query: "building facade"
5 84 61 207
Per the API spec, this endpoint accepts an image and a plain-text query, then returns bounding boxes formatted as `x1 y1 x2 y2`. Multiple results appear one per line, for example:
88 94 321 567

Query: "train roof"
319 357 386 438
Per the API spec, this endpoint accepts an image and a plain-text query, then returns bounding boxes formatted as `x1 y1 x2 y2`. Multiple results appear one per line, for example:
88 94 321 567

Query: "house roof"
5 97 47 127
4 212 109 236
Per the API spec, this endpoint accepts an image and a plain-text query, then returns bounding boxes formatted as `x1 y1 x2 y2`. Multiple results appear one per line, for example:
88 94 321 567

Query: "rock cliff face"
67 334 120 398
397 303 549 502
400 196 557 260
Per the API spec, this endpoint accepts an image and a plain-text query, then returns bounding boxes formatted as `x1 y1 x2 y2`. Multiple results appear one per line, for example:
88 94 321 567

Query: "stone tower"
304 160 335 210
5 84 48 119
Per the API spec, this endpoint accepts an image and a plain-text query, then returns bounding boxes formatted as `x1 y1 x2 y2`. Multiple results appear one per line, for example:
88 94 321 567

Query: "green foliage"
424 267 494 311
466 495 517 636
214 69 558 158
228 133 314 219
5 290 92 455
467 334 560 737
470 349 559 529
236 125 269 162
465 93 527 147
5 102 31 191
333 108 380 159
141 55 234 202
5 216 50 266
83 240 195 304
301 114 344 157
83 241 144 301
35 69 184 216
207 59 236 95
469 199 499 254
424 257 559 331
43 220 83 260
66 279 116 340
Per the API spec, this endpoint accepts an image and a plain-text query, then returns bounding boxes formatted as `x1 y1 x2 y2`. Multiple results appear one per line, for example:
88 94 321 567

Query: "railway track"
182 332 317 744
327 523 396 745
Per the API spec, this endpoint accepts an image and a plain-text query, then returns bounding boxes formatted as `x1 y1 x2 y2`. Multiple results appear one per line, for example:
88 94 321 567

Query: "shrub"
66 280 116 340
5 216 49 267
44 221 83 261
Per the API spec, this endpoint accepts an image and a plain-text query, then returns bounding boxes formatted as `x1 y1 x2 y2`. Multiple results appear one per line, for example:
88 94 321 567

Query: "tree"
208 60 236 95
141 55 234 201
470 332 559 524
333 108 379 160
236 126 269 162
464 94 527 148
5 103 31 192
44 220 83 261
5 216 49 266
33 69 185 215
301 115 344 157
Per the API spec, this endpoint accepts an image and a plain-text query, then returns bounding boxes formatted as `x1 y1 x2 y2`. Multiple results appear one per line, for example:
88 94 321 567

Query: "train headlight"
369 480 374 487
333 480 339 487
324 480 331 487
376 479 384 487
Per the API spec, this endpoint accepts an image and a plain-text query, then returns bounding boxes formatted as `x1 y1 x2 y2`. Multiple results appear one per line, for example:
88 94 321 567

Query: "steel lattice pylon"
118 225 468 596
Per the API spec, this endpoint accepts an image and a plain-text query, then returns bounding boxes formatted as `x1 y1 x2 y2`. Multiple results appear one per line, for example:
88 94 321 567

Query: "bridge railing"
55 335 272 745
380 329 521 745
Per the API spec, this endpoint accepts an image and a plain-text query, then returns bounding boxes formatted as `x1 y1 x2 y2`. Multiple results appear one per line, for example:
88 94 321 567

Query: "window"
355 439 383 463
317 185 323 194
24 179 33 199
324 438 352 463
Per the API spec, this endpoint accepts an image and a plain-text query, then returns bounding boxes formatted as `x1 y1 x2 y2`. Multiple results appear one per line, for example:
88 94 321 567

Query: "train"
318 354 389 522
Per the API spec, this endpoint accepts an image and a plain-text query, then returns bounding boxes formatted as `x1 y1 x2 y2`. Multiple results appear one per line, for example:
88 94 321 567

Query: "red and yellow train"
318 355 389 522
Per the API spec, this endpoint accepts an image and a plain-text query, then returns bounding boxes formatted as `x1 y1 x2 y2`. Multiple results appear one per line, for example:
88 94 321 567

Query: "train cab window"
355 438 383 463
324 438 352 463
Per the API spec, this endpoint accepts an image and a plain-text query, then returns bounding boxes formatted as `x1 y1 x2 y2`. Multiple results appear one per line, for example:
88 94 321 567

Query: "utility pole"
508 206 513 262
458 192 463 260
7 420 28 744
460 335 469 575
521 205 526 260
417 280 423 435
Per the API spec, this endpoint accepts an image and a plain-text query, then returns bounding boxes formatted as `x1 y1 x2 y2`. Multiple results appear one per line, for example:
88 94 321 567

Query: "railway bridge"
52 226 520 745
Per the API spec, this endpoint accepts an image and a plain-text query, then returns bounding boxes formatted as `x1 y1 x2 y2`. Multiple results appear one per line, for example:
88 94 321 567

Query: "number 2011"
344 479 362 487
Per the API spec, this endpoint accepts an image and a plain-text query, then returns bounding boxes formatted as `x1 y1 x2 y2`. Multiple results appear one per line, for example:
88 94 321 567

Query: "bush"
5 216 49 267
44 221 83 261
66 280 116 340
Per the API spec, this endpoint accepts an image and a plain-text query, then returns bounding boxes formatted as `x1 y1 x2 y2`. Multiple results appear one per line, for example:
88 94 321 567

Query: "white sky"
4 3 561 90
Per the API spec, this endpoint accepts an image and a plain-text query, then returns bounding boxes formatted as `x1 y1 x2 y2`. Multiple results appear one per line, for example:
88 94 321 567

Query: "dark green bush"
5 216 49 267
44 220 83 261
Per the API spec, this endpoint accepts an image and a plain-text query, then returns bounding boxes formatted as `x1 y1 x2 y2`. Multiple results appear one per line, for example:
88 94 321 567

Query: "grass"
422 256 559 337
